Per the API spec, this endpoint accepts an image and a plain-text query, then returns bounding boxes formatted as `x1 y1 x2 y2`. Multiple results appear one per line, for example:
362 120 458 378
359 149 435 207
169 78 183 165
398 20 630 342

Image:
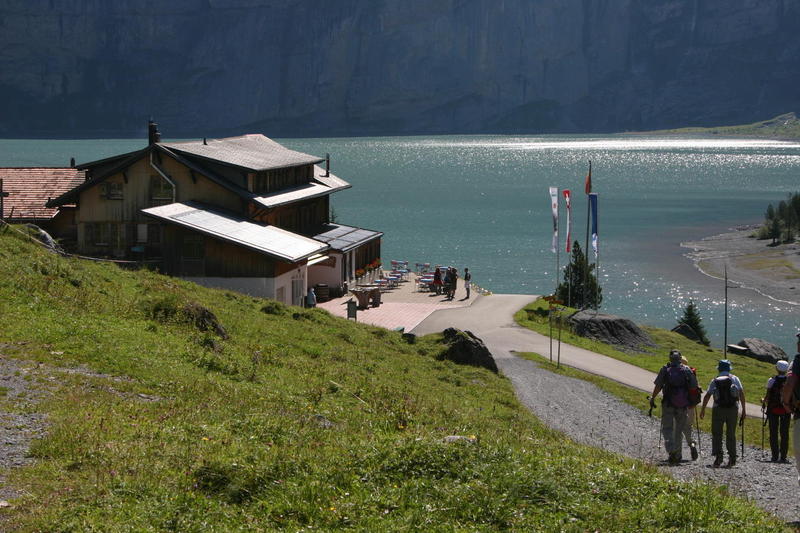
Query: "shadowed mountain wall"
1 0 799 137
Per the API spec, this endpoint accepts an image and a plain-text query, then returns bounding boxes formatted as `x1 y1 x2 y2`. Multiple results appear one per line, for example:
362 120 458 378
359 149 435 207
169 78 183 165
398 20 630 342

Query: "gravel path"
0 352 48 504
498 355 800 523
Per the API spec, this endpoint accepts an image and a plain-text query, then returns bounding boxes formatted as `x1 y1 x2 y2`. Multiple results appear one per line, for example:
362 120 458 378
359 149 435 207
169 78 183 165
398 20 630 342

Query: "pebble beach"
682 226 800 307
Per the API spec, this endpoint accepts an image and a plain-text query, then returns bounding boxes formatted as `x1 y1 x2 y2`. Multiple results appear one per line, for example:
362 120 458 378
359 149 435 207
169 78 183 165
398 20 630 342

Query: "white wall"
307 253 343 289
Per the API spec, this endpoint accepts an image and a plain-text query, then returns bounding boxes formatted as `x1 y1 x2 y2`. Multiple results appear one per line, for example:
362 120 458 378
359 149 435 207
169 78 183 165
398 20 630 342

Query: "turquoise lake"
2 135 798 353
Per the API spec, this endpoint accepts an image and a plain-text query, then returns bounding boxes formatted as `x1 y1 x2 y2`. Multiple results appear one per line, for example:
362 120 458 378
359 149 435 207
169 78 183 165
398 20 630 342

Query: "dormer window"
150 175 173 205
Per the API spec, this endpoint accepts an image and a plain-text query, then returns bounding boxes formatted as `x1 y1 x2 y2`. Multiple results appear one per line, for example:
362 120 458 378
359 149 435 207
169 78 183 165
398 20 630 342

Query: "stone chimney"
148 120 161 145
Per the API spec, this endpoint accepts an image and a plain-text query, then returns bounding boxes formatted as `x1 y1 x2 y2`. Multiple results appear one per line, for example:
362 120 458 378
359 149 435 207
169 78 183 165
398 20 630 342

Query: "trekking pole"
740 414 745 460
695 408 701 456
761 408 766 460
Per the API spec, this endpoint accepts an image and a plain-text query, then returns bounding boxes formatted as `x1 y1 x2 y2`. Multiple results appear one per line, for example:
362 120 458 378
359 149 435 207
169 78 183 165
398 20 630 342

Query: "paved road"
411 294 761 416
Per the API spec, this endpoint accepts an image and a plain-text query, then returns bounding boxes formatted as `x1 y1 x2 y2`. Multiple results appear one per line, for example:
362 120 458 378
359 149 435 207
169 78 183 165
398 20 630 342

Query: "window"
137 224 148 244
84 222 120 247
100 181 123 200
149 175 173 205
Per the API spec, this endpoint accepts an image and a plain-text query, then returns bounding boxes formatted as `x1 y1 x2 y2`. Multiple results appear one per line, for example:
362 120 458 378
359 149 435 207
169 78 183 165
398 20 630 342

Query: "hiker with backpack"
762 360 791 462
680 356 702 460
780 331 800 482
650 349 699 464
700 359 747 467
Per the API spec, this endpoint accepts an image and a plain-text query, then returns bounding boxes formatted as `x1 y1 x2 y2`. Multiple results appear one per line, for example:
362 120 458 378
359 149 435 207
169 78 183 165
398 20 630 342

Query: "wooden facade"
47 128 381 303
160 226 281 278
76 156 245 258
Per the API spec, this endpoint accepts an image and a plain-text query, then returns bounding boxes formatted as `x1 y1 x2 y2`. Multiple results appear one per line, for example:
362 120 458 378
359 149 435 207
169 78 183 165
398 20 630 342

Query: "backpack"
767 375 787 412
663 364 691 408
687 367 702 406
714 376 738 408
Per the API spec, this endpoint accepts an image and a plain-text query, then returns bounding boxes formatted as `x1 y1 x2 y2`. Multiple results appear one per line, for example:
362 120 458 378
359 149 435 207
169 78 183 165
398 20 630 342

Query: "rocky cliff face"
1 0 799 137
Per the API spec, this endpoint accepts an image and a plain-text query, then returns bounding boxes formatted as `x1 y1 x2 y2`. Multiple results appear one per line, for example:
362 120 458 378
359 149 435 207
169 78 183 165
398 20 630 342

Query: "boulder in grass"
569 310 654 351
183 303 229 339
736 338 787 364
440 328 498 373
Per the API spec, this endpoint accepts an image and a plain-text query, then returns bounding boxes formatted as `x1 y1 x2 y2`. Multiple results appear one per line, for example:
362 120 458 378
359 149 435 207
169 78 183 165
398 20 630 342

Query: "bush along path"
500 354 800 523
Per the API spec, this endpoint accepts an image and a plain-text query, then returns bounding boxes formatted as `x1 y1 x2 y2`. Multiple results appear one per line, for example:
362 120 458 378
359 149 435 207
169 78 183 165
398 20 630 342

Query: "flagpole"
553 208 560 363
724 264 728 358
584 161 591 309
549 187 560 363
557 306 562 369
563 190 573 308
594 195 600 311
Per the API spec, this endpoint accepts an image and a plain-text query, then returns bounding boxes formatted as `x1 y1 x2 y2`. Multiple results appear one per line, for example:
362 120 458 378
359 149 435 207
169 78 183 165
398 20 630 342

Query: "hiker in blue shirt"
651 349 699 465
306 287 317 308
700 359 747 467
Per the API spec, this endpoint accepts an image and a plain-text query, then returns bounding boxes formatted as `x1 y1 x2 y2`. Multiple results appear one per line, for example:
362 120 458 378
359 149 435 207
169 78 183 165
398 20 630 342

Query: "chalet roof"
312 223 383 253
46 148 149 207
0 168 85 220
47 135 340 209
160 134 323 172
142 202 328 263
252 165 351 209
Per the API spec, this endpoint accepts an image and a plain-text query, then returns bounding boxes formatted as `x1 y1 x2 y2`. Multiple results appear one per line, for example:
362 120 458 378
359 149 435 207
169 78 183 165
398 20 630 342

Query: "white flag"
563 189 572 253
549 187 558 253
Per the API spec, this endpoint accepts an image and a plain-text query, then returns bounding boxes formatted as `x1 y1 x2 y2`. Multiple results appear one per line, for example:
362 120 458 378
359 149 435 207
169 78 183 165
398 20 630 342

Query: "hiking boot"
690 444 698 461
771 455 779 463
713 455 723 467
668 452 681 465
727 456 736 468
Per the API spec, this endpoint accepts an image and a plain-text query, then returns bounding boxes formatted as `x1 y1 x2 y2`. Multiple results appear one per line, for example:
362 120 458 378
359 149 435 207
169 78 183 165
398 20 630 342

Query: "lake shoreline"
681 226 800 307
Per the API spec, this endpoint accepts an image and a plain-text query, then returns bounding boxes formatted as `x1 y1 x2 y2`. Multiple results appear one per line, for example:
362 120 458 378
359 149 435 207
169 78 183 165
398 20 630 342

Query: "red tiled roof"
0 168 85 221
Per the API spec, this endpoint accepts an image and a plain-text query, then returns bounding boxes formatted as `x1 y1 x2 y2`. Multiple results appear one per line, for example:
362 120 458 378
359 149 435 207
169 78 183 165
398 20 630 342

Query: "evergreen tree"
555 241 602 309
770 216 781 245
678 300 710 346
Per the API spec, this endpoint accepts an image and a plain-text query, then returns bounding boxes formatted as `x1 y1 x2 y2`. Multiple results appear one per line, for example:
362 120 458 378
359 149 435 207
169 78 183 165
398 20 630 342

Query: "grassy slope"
515 299 786 449
0 227 785 531
640 112 800 139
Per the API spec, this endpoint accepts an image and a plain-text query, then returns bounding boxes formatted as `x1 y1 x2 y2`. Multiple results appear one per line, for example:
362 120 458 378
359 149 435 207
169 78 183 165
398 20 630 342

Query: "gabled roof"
252 165 351 209
0 168 85 220
312 223 383 253
142 202 328 263
47 134 341 209
46 148 148 207
161 134 323 172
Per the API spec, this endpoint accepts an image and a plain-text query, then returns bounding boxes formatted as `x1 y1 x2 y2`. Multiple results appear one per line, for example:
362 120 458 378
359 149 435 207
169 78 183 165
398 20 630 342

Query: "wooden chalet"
0 167 85 243
47 122 382 305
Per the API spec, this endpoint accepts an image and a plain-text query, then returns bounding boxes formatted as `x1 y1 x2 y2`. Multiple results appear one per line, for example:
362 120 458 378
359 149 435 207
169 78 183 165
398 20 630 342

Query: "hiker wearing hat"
651 349 699 464
780 331 800 481
763 360 791 462
700 359 747 467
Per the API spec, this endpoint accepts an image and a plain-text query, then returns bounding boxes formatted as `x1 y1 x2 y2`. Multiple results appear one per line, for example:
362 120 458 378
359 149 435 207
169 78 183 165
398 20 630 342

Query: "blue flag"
589 193 598 259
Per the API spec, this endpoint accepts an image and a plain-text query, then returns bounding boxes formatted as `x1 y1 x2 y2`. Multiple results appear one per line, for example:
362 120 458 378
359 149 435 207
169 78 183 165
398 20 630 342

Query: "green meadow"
0 227 785 531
